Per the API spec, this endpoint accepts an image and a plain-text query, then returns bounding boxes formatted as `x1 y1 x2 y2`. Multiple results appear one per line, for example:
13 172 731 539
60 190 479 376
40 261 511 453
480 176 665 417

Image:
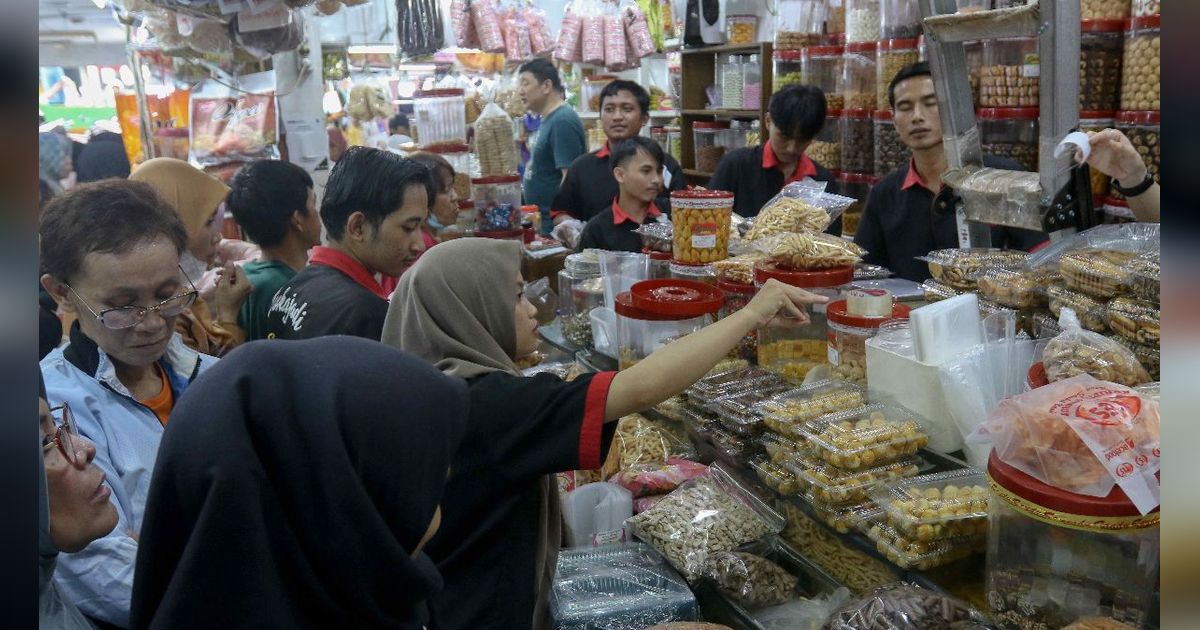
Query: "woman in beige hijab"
129 158 252 356
382 238 826 630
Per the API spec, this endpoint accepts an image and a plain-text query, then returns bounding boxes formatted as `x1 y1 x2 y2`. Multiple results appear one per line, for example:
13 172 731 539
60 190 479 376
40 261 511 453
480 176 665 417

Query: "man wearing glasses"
39 180 219 628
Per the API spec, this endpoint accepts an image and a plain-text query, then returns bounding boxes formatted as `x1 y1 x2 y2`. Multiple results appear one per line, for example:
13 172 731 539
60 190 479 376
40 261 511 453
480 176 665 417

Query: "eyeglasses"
42 403 80 466
63 265 199 330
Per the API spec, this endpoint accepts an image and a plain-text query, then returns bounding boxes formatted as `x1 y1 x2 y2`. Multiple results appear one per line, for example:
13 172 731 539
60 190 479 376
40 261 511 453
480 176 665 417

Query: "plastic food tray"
799 404 930 471
870 469 990 542
750 458 803 496
787 453 925 505
715 382 794 437
920 279 963 303
754 380 867 441
862 513 985 571
550 564 700 628
757 431 803 466
920 248 1028 291
1059 248 1138 300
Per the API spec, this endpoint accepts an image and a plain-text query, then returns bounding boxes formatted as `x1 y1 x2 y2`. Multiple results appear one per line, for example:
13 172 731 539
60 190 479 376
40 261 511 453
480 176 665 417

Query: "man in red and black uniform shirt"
707 85 842 235
551 80 687 225
577 137 668 253
854 62 1048 282
263 147 435 340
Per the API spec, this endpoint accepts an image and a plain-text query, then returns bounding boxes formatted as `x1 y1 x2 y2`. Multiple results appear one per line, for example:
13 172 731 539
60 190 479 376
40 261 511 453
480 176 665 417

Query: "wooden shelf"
682 109 763 118
683 169 714 179
680 42 768 56
679 41 773 172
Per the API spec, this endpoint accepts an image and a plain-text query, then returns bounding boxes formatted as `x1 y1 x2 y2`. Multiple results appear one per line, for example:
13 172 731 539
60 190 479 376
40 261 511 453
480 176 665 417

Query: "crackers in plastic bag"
1060 249 1138 300
1042 309 1150 386
918 248 1027 291
753 233 865 269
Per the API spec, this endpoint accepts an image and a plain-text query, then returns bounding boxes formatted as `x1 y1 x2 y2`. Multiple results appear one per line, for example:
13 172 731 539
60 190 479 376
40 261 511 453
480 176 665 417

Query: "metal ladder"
917 0 1099 246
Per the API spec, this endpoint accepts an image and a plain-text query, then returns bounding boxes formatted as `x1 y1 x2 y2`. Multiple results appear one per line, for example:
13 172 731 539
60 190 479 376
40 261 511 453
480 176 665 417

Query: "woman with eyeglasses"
40 375 119 630
39 179 220 628
129 157 255 357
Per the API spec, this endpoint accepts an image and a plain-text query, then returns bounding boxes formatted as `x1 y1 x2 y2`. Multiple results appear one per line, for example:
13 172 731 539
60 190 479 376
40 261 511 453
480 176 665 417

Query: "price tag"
955 205 972 248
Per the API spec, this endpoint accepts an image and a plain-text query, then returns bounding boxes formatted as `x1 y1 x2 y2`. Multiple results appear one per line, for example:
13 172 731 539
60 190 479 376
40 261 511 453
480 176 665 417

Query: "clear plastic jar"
1120 15 1160 111
840 42 878 111
985 453 1159 630
153 127 189 161
755 262 852 382
614 280 722 370
1116 109 1160 189
827 0 847 34
826 297 911 385
743 55 763 110
1080 20 1124 113
646 250 672 279
835 171 876 237
726 14 758 44
773 50 805 94
471 175 523 232
1079 111 1117 201
802 45 845 109
842 109 875 175
980 37 1039 108
873 110 911 177
413 88 467 145
877 38 920 110
581 75 616 114
728 120 752 151
965 40 984 104
426 142 473 201
880 0 921 39
718 279 759 362
453 199 476 233
775 0 828 50
808 113 843 172
651 127 668 154
1131 0 1160 18
721 55 746 109
977 107 1039 172
1082 0 1130 20
558 251 604 349
693 121 731 173
669 261 718 285
846 0 882 43
671 189 733 265
666 126 682 162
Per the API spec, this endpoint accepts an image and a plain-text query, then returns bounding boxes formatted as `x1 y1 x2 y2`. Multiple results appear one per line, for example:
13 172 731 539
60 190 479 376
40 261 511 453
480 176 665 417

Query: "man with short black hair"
854 62 1047 281
552 80 686 224
577 137 667 253
517 58 587 232
263 147 435 341
708 85 839 235
226 160 323 341
387 113 413 148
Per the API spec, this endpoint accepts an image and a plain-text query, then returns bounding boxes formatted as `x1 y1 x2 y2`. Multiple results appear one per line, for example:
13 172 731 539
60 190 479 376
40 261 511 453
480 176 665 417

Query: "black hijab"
74 132 130 183
130 337 468 629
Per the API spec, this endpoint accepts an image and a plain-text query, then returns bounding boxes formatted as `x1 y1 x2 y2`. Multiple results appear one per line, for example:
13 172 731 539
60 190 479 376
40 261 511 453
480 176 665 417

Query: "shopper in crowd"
130 337 467 629
552 80 687 224
708 85 840 233
130 158 253 357
40 375 120 629
263 147 434 341
40 130 74 194
854 62 1047 282
39 180 220 627
383 237 828 630
387 112 414 148
75 130 131 183
576 137 666 253
225 160 323 341
517 58 587 233
379 151 460 296
1077 128 1160 223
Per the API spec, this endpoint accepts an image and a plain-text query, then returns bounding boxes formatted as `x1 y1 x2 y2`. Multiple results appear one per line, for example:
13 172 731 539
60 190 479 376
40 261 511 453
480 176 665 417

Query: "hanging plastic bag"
609 459 709 498
189 71 279 167
554 1 584 62
1041 308 1150 386
580 2 607 65
623 1 657 58
525 5 554 56
604 11 628 69
232 9 305 59
470 0 505 53
450 0 478 48
474 100 518 176
181 15 233 56
502 7 532 62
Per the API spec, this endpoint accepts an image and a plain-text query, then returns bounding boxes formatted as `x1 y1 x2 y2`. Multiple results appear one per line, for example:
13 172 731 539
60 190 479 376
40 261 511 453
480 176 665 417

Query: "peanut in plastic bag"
751 232 865 269
701 551 798 610
1042 308 1150 387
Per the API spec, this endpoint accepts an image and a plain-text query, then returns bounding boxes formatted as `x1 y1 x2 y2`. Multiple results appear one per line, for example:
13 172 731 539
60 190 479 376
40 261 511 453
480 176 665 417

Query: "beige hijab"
382 237 559 630
129 157 230 239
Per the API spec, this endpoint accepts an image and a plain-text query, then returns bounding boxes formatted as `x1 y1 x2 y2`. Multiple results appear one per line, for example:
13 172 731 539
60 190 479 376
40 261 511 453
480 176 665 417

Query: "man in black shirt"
708 85 841 235
263 147 436 340
855 62 1048 281
577 137 667 252
552 80 686 224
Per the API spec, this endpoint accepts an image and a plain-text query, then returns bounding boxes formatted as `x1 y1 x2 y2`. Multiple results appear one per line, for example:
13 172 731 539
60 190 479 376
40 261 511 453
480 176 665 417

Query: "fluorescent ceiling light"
91 0 107 8
347 44 395 55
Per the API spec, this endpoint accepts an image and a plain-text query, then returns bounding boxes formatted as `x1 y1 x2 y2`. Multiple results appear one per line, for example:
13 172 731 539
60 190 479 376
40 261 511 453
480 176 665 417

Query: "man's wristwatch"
1112 171 1155 197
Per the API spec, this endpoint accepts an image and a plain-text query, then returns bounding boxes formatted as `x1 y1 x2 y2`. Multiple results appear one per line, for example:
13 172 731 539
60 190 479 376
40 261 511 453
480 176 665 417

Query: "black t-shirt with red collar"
853 156 1050 282
577 199 663 253
552 142 687 223
262 246 390 341
707 142 843 234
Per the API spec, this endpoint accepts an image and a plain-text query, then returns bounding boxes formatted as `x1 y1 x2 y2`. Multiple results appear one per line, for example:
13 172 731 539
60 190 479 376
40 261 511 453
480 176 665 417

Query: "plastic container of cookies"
715 381 795 437
920 279 962 303
1031 310 1061 340
685 363 760 404
788 452 924 505
870 469 990 542
919 248 1028 291
1111 334 1160 380
799 404 930 471
755 264 853 382
757 431 803 466
1044 283 1109 333
808 497 876 534
1105 297 1160 347
671 189 734 265
753 379 867 440
1059 248 1138 299
863 512 986 570
701 371 791 414
975 266 1053 309
1123 250 1160 303
751 458 803 496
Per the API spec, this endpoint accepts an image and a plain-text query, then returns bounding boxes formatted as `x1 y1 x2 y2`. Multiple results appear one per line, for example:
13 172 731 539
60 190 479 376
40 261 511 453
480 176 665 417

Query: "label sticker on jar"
692 223 719 249
828 344 841 366
1022 53 1040 78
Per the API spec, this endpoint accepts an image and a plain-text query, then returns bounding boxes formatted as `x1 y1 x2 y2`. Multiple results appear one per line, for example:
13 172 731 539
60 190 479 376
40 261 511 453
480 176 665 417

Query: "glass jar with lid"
755 262 853 382
841 42 878 111
558 250 604 349
693 121 732 173
1082 0 1129 21
880 0 921 39
877 38 920 110
773 50 804 94
808 112 843 172
802 45 845 109
426 143 473 201
835 172 876 237
775 0 828 50
826 295 911 385
666 126 683 162
873 110 910 176
845 0 882 43
1079 111 1117 201
1080 20 1124 112
471 175 524 232
743 55 763 110
615 279 723 370
1120 15 1160 111
841 109 875 175
718 279 759 362
413 88 467 145
722 55 746 109
977 107 1038 172
1114 110 1160 199
980 37 1039 107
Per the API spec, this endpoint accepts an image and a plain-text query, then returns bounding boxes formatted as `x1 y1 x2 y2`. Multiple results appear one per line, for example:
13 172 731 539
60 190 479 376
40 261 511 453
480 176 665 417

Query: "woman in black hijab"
129 336 469 629
74 131 131 183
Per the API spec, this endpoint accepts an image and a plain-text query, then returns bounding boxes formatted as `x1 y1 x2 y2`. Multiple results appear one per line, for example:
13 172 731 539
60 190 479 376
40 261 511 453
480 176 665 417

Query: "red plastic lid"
1081 19 1126 33
1103 196 1130 208
843 108 873 119
671 188 734 199
693 121 731 129
845 41 878 53
755 262 854 288
824 33 847 46
1028 361 1048 388
476 228 524 239
1078 110 1118 121
773 50 803 61
837 171 878 185
471 175 522 184
717 279 757 295
826 109 843 118
873 110 894 121
976 107 1040 120
456 199 475 209
1117 110 1160 125
424 142 470 153
988 451 1157 519
826 299 912 329
803 45 845 57
878 38 920 51
154 127 188 137
414 88 465 97
642 249 672 260
626 279 724 318
1129 14 1160 30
